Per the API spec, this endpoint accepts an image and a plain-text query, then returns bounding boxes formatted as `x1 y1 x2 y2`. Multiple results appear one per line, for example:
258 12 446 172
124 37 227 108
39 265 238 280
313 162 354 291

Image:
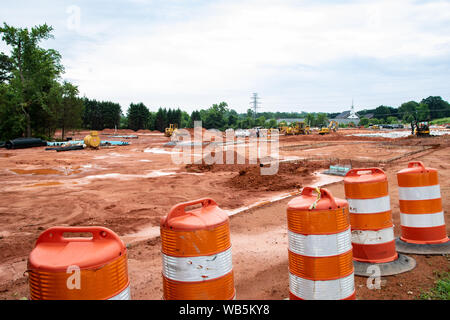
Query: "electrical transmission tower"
250 93 261 120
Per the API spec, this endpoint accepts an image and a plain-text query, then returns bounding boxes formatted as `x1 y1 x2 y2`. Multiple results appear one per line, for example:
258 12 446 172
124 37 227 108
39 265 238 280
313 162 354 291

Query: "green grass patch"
430 117 450 125
419 271 450 300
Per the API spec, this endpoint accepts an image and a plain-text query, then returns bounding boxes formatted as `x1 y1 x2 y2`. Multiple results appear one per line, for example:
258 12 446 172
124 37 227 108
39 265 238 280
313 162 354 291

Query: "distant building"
276 118 305 125
332 103 360 125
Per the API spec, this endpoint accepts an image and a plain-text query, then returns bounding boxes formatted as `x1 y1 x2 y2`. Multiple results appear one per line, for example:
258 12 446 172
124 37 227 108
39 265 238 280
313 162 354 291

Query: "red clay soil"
0 129 448 300
225 162 320 192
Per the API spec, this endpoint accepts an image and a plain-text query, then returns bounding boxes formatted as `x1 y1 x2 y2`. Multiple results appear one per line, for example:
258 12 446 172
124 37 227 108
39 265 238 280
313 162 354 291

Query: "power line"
250 93 261 120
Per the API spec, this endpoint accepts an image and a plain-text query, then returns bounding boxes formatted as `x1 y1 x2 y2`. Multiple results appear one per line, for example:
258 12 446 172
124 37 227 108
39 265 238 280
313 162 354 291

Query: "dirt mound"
226 161 324 192
185 156 325 192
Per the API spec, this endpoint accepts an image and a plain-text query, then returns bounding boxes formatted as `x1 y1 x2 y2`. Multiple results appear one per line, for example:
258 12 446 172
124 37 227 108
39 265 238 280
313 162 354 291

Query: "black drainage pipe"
5 138 48 150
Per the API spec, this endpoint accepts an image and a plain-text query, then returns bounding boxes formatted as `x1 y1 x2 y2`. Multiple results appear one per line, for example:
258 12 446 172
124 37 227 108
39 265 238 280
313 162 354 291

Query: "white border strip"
351 227 394 245
347 196 390 214
288 229 352 257
400 212 445 228
289 272 355 300
398 185 441 201
162 248 233 282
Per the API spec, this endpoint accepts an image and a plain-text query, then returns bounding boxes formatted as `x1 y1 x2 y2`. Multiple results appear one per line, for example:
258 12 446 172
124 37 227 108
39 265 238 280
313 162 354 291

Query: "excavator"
413 121 430 137
319 121 338 135
165 124 178 137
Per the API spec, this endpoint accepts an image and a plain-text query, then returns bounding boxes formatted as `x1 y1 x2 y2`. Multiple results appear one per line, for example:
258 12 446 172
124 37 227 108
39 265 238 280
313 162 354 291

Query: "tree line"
357 97 450 126
1 23 450 141
0 23 84 141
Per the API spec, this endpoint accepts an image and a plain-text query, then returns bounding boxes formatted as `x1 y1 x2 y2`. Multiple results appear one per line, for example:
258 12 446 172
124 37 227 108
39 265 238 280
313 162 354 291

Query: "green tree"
174 108 182 128
190 110 202 127
359 117 370 126
316 113 328 127
127 102 149 131
256 116 266 127
180 111 190 128
386 116 399 124
59 82 83 140
267 119 278 129
155 107 167 132
101 101 122 129
421 96 450 119
373 105 391 122
305 113 315 127
204 102 229 130
119 115 128 129
147 112 156 130
416 103 430 121
227 112 238 128
398 101 419 123
0 52 12 84
0 83 24 140
81 98 121 130
0 23 63 137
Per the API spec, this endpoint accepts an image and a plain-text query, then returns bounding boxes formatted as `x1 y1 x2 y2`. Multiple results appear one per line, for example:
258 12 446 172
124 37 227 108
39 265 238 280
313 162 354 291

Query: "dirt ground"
0 128 448 300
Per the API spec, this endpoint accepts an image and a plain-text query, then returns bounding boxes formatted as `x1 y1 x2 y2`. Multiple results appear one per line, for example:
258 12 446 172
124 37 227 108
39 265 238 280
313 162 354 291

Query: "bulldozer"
319 121 338 135
165 124 178 137
284 122 311 135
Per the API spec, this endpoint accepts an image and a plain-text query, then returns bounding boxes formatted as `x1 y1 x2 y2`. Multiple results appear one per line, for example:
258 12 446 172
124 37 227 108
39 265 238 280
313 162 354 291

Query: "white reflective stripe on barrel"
109 286 131 300
400 212 445 228
288 228 352 257
398 185 441 201
289 272 355 300
351 227 394 245
347 196 390 214
162 248 233 282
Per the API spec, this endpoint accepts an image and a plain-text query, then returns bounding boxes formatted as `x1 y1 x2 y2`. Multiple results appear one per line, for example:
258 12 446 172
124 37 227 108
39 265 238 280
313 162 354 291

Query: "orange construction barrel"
27 227 130 300
344 168 397 263
395 161 449 254
287 187 355 300
344 168 416 276
160 198 235 300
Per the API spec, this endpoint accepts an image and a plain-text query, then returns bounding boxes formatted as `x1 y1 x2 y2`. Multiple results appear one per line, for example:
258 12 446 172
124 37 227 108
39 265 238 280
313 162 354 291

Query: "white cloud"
4 0 450 112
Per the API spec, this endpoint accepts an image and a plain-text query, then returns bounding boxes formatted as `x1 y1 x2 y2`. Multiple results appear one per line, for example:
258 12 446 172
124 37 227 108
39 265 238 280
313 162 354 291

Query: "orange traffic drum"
344 168 397 263
160 198 235 300
287 187 355 300
27 227 130 300
397 161 448 244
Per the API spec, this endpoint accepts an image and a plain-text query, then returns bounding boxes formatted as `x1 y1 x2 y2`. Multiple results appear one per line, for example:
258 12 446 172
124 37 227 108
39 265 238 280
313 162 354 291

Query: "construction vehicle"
413 121 430 137
165 124 178 137
284 122 311 135
319 121 338 135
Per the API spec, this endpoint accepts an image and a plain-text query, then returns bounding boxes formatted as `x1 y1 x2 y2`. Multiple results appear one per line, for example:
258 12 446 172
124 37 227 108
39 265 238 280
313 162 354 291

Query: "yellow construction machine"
165 124 178 137
319 121 338 135
414 121 430 137
285 122 311 135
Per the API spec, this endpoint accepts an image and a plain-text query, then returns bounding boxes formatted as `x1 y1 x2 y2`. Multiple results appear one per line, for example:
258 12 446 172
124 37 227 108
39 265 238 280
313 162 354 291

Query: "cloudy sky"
1 0 449 114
